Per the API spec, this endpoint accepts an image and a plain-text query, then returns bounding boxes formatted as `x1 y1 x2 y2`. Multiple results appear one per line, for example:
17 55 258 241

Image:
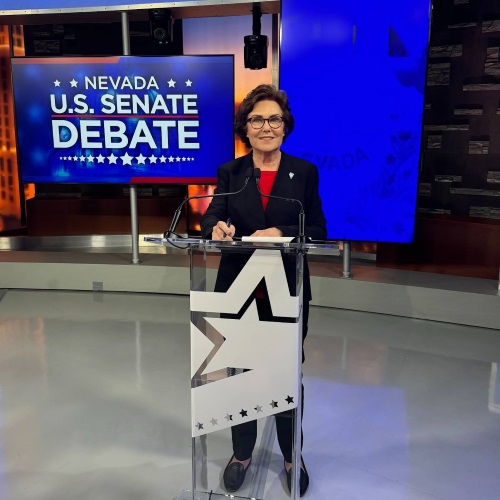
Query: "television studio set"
0 1 499 499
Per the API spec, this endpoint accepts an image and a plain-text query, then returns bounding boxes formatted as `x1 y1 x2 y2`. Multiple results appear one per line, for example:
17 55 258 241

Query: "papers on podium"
241 236 294 243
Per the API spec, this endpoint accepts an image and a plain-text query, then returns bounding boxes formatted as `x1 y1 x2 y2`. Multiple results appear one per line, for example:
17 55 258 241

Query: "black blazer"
200 152 327 302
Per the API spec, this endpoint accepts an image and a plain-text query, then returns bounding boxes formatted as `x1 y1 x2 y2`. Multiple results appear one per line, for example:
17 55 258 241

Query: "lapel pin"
289 172 294 179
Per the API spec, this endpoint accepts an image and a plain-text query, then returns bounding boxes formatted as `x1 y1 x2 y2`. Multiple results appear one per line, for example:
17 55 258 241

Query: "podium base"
179 490 263 500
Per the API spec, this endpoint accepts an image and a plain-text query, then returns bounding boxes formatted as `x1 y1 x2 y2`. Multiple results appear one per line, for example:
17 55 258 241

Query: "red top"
255 170 278 299
259 170 278 210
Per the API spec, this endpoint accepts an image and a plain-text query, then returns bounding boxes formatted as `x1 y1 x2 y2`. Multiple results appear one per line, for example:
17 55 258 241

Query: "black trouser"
231 299 309 463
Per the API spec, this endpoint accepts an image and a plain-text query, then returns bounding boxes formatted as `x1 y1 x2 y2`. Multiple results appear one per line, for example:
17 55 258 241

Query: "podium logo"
189 249 301 437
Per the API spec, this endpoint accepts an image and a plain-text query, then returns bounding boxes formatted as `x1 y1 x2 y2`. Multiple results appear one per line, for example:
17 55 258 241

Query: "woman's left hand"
250 227 283 237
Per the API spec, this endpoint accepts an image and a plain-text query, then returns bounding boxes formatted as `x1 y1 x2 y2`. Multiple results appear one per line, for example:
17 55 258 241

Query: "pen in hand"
222 218 232 238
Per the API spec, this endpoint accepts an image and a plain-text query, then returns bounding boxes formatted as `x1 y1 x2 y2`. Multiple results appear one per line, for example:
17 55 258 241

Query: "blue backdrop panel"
280 0 431 243
11 55 234 184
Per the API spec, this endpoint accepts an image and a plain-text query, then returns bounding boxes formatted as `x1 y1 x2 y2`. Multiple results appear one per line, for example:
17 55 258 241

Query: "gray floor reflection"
0 290 499 499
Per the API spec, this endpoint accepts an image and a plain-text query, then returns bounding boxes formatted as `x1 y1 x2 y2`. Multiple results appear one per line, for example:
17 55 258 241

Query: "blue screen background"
280 0 431 243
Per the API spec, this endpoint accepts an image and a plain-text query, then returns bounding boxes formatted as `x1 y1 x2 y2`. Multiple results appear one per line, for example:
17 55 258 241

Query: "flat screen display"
280 0 431 242
11 55 234 184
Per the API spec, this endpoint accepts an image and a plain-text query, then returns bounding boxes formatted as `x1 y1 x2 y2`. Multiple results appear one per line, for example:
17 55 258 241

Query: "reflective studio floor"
1 289 500 500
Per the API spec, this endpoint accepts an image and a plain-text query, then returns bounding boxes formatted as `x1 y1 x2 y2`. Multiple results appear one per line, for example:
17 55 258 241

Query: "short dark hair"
234 84 294 149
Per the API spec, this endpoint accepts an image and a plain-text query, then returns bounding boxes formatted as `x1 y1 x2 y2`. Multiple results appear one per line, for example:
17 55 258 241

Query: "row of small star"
54 79 194 88
195 396 295 431
59 153 195 165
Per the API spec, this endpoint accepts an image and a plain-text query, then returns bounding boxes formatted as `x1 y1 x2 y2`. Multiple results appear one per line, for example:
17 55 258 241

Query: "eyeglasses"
247 115 284 129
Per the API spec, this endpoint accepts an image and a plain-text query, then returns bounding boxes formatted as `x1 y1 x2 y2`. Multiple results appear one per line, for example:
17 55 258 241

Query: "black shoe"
285 458 309 497
223 456 251 492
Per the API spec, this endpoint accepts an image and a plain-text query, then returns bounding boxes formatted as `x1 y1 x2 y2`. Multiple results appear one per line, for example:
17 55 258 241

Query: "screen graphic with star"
11 55 234 184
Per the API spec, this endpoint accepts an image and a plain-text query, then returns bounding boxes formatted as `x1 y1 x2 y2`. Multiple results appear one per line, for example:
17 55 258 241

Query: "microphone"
254 167 306 243
164 166 254 238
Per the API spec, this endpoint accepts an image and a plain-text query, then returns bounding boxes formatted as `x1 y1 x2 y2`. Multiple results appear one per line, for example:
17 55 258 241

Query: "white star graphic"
167 78 176 88
168 156 175 163
87 155 95 163
108 153 118 164
54 80 61 87
96 154 105 163
149 154 158 164
70 79 78 88
73 155 78 161
185 79 193 87
175 156 181 162
201 300 297 375
136 153 146 164
79 155 86 162
159 155 167 163
181 157 186 161
121 152 133 165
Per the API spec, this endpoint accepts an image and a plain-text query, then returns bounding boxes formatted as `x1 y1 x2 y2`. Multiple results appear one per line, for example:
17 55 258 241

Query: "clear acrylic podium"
145 237 338 500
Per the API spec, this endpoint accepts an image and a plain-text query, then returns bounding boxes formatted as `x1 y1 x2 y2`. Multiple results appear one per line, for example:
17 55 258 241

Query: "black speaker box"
244 34 269 70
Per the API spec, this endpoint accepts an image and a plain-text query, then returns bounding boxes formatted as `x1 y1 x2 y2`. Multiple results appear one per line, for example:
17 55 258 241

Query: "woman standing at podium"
200 83 326 497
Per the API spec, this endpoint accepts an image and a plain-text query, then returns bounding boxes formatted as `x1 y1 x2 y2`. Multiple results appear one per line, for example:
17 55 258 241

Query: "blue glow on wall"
280 0 431 243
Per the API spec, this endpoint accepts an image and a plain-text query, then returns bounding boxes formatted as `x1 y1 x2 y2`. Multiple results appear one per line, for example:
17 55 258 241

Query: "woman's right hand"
212 220 235 240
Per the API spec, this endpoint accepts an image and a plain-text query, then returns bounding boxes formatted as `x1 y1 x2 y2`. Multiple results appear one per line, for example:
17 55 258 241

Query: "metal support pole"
130 183 140 264
121 11 131 56
191 437 197 500
120 11 140 264
290 252 304 500
291 373 302 500
271 13 280 87
342 241 353 279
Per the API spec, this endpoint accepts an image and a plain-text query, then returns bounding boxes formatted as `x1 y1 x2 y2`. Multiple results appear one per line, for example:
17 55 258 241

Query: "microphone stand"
164 167 254 239
298 211 306 246
254 168 307 249
165 205 185 238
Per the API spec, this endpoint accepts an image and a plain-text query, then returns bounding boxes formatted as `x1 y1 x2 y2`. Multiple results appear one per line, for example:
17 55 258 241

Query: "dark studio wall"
378 0 500 279
23 20 183 57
